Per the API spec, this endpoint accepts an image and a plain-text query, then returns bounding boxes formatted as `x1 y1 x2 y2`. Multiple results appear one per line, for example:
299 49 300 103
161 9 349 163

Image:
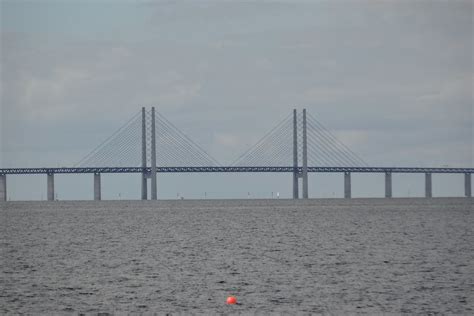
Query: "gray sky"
1 0 473 200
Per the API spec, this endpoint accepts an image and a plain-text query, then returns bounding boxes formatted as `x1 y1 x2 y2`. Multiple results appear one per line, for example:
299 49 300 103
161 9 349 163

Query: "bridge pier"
465 173 471 197
425 173 432 198
0 174 6 201
302 109 309 199
385 172 392 198
141 175 148 200
293 173 299 199
151 107 157 200
292 109 299 199
344 172 351 198
141 107 148 200
47 173 55 201
94 173 101 200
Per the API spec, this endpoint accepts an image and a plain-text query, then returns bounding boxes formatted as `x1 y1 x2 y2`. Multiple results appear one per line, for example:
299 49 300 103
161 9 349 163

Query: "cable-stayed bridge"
1 107 472 201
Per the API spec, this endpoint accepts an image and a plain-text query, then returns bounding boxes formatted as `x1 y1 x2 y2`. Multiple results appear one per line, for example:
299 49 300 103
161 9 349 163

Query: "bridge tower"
141 107 148 200
151 107 158 200
292 109 299 198
302 109 309 199
292 109 309 199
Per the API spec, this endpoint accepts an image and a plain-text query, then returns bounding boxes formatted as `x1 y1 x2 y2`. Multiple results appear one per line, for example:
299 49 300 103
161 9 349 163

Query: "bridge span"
1 108 472 201
2 166 473 174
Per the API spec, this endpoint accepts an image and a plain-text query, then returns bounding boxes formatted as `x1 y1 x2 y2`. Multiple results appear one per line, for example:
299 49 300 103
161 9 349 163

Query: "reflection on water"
1 198 473 314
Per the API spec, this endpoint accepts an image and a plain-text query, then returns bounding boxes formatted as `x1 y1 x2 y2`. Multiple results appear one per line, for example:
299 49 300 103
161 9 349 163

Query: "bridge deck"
1 166 472 175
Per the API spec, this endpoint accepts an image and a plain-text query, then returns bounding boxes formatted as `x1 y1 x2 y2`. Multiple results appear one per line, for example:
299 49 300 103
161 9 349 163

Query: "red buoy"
226 296 237 305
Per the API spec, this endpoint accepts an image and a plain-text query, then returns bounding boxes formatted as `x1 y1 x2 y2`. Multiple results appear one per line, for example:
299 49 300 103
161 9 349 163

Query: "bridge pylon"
292 108 309 199
151 107 157 200
141 107 148 200
292 109 299 198
302 109 309 198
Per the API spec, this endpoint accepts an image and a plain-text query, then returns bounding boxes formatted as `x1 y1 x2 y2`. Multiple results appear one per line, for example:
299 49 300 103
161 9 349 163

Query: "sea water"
1 198 472 314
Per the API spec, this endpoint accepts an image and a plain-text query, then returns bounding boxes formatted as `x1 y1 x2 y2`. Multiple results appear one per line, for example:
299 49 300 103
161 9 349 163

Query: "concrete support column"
0 174 6 201
302 109 309 199
141 107 148 200
385 172 392 198
344 172 351 198
47 173 55 201
292 109 299 199
94 173 101 201
151 107 157 200
425 173 432 198
465 173 471 197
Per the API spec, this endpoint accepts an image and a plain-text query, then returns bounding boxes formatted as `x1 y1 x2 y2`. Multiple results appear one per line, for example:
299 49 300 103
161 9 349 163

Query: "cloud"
19 66 90 120
1 1 472 199
333 130 370 149
215 133 241 148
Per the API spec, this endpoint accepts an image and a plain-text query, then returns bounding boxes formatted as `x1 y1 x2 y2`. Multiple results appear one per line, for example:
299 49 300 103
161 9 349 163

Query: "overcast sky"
1 0 472 200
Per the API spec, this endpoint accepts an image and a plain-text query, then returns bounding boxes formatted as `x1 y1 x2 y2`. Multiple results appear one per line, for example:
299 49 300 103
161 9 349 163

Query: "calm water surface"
1 198 473 314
